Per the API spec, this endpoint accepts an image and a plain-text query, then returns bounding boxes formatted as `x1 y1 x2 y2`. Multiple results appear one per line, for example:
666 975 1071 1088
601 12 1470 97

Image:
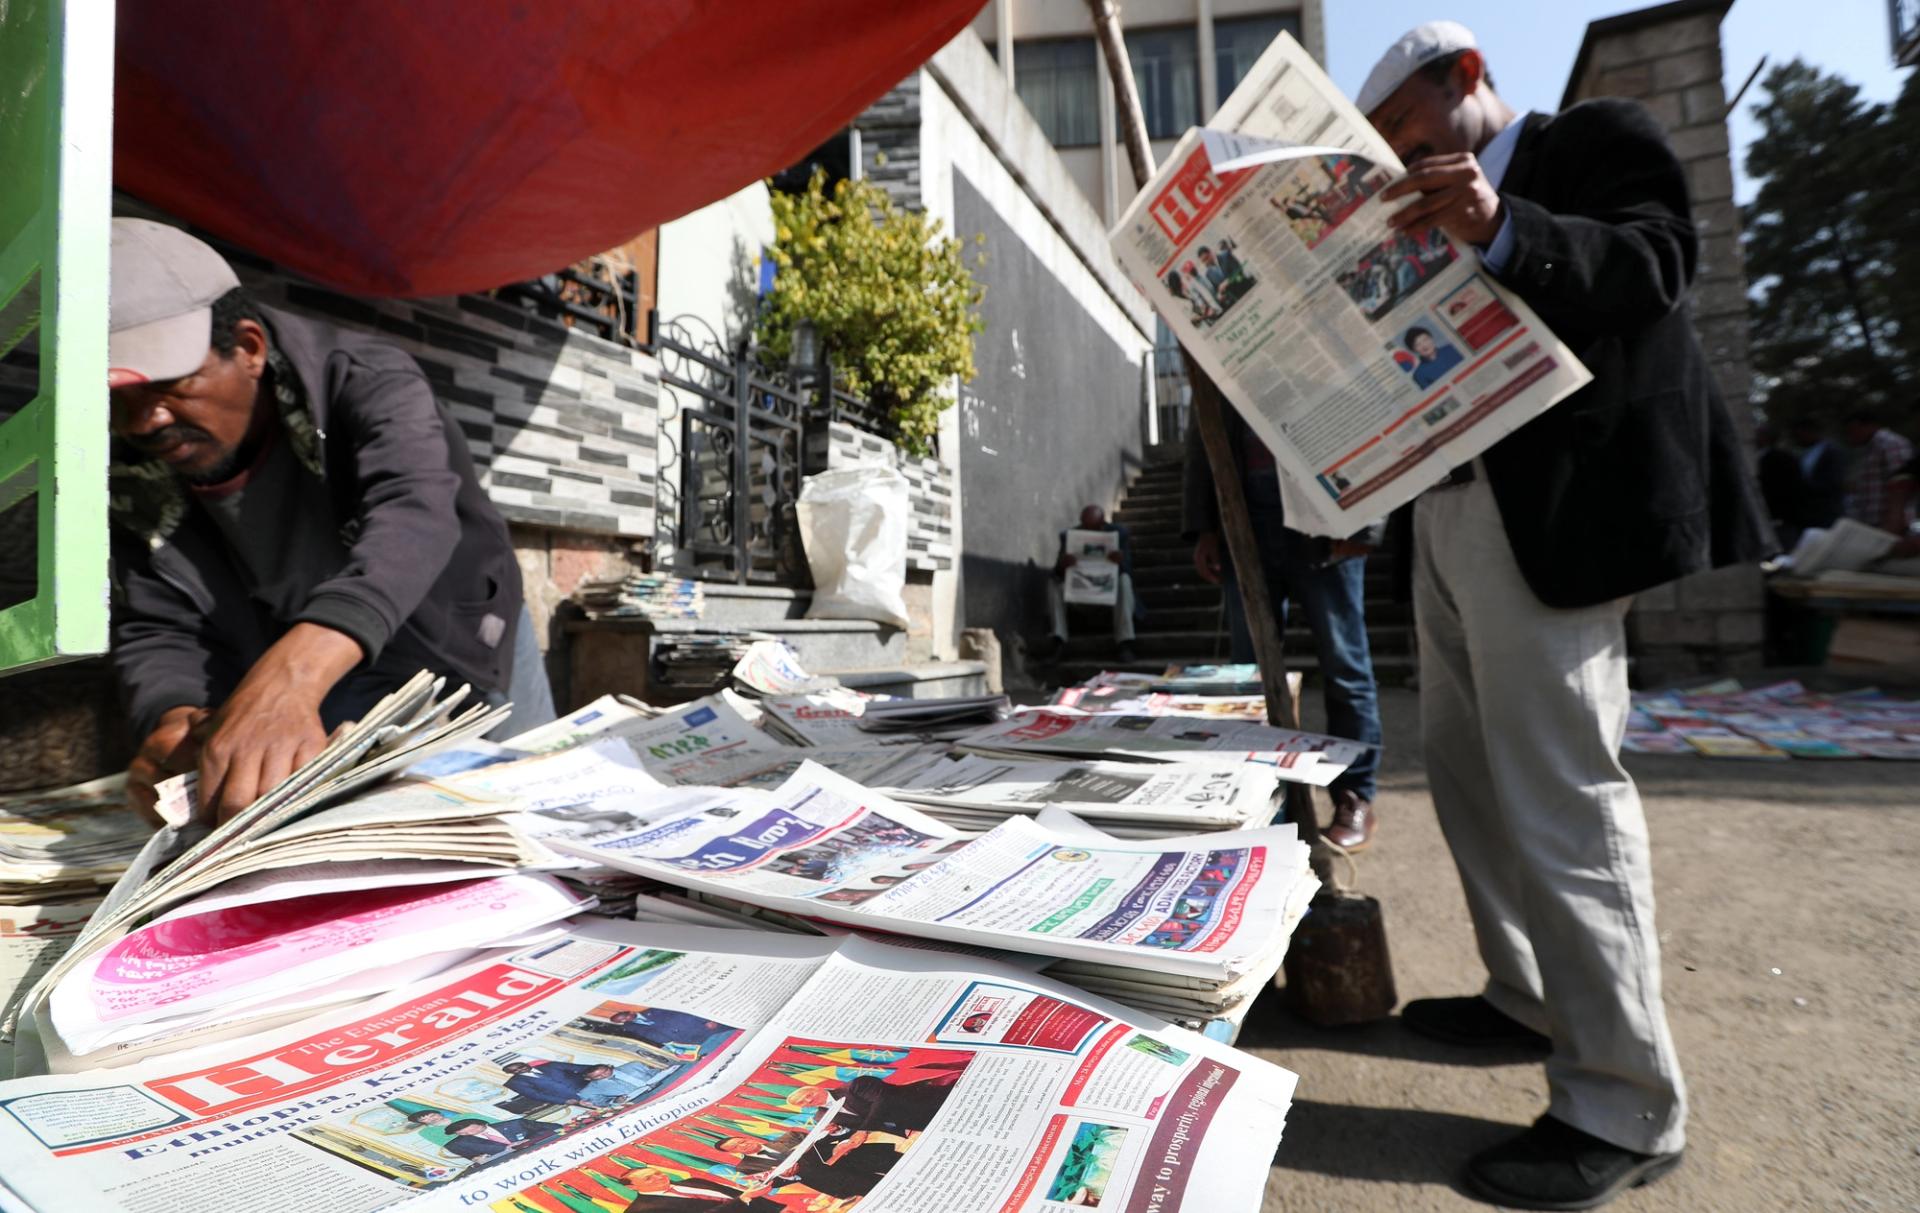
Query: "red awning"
114 2 985 297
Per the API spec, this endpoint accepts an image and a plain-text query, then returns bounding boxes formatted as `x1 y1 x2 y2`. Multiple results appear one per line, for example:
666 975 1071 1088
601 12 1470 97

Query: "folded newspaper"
11 674 533 1074
0 918 1298 1213
1109 31 1591 536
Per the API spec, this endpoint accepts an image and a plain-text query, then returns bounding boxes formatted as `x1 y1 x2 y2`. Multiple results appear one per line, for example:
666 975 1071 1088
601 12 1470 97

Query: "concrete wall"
654 183 775 354
968 0 1323 223
889 31 1158 669
1564 0 1766 682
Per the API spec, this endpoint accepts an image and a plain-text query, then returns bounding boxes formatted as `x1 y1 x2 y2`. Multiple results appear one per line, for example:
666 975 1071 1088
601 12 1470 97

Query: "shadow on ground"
1236 994 1547 1069
1270 1098 1513 1187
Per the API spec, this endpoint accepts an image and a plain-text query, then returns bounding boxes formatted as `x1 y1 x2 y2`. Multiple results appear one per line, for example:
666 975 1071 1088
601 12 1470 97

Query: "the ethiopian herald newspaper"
0 919 1297 1213
1109 32 1591 536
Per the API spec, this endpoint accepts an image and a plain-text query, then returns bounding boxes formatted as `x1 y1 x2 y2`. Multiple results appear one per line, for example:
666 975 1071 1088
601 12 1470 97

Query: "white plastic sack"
797 464 912 629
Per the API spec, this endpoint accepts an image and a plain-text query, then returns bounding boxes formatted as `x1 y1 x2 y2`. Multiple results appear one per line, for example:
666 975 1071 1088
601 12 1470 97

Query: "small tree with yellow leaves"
760 170 984 454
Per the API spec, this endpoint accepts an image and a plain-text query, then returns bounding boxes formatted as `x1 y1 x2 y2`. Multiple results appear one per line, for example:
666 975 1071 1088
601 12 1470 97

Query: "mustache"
126 423 215 453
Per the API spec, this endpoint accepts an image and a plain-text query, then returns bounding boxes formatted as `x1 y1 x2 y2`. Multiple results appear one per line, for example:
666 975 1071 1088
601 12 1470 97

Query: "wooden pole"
1084 2 1316 845
1083 3 1398 1026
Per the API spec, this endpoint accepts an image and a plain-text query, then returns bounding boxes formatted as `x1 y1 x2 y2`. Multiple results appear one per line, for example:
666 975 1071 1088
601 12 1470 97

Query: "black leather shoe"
1465 1115 1683 1210
1402 995 1551 1051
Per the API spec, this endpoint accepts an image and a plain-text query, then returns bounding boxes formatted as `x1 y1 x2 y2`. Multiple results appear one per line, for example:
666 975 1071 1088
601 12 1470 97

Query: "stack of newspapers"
572 572 705 620
7 674 578 1074
0 775 150 904
552 763 1320 1032
0 919 1299 1213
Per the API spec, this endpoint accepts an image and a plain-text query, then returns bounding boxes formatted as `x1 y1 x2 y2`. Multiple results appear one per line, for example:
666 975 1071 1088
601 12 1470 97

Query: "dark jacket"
109 306 522 738
1796 441 1846 529
1477 101 1773 607
442 1116 555 1160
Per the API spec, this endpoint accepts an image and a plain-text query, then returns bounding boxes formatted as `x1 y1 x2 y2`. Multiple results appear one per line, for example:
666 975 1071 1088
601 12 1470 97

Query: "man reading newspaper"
1358 20 1771 1210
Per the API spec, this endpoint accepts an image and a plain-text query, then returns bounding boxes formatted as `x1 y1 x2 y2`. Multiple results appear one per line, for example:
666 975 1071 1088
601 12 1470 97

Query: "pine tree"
1744 61 1918 428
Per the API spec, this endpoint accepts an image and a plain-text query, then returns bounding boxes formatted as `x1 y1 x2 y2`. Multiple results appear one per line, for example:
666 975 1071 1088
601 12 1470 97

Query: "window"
1215 14 1303 102
1013 38 1101 148
1125 26 1200 139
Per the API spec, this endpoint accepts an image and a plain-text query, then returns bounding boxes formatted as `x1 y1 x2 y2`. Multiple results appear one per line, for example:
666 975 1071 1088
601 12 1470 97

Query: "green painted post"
0 0 114 673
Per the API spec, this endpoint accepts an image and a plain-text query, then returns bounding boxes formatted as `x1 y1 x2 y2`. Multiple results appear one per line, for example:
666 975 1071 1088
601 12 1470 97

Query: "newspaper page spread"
957 709 1363 786
557 765 1312 981
880 754 1274 829
1062 529 1122 606
1109 32 1591 535
0 920 1296 1213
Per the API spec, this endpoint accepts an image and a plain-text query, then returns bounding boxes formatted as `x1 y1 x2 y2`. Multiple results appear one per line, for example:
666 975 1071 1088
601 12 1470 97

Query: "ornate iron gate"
653 316 807 584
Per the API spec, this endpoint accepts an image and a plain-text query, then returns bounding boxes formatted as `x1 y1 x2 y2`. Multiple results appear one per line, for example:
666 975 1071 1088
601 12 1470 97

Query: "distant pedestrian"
1042 505 1137 665
1841 410 1915 532
1182 416 1383 851
1753 422 1806 548
1790 417 1846 529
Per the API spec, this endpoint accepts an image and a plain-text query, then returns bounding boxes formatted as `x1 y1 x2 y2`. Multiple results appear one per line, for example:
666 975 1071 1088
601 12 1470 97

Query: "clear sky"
1324 0 1912 202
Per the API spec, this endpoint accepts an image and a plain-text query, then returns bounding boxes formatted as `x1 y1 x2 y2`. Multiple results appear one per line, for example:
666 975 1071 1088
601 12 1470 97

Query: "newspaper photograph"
1109 31 1591 535
557 764 1315 981
0 921 1297 1213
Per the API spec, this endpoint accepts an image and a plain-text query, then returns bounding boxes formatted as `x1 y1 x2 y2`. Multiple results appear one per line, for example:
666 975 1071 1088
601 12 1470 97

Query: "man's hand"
128 705 208 824
1328 539 1375 562
1106 549 1124 564
1057 553 1078 569
1382 153 1504 248
1193 532 1224 585
194 622 362 822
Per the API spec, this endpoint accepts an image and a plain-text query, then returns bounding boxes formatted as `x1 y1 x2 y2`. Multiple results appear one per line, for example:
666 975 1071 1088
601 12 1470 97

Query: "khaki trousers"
1413 474 1686 1155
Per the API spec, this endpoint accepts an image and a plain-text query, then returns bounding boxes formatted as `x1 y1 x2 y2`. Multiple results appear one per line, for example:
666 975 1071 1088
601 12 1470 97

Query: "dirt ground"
1244 687 1920 1212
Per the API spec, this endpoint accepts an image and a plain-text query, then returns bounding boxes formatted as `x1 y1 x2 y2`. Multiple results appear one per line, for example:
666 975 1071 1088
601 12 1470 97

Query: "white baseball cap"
1356 20 1479 116
108 218 240 388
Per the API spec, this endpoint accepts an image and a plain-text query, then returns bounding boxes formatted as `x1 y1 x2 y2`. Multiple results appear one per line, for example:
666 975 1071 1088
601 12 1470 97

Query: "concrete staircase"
563 584 988 708
1053 456 1416 687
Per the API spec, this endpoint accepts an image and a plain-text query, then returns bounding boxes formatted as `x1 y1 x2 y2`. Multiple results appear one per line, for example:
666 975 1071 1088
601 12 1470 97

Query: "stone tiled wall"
809 420 956 573
1566 3 1767 682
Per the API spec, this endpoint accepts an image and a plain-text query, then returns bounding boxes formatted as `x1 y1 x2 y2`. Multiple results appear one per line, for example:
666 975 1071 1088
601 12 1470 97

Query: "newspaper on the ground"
506 694 659 753
957 708 1365 786
1 902 97 1071
556 763 1315 983
758 689 881 747
614 692 791 784
1109 31 1591 536
431 739 663 813
10 677 536 1075
879 752 1276 832
1063 528 1122 605
1782 518 1898 576
0 917 1298 1213
0 775 148 904
47 868 589 1059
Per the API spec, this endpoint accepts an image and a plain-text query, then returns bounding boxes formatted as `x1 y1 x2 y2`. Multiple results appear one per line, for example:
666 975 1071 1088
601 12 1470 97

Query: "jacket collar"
1498 110 1555 203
